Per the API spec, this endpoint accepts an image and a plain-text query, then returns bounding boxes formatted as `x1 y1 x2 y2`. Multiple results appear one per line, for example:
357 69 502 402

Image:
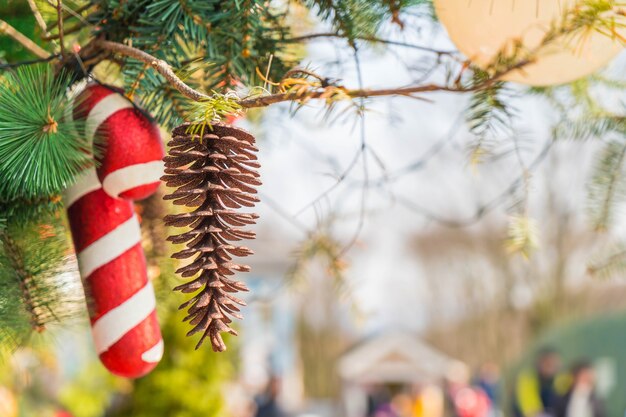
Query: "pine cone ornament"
162 123 260 351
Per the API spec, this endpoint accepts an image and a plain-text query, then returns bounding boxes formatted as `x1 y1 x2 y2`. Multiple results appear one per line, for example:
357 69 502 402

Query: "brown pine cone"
161 123 261 351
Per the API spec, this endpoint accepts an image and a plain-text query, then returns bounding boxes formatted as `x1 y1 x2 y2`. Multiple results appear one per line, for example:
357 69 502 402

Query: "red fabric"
99 312 161 378
76 84 164 200
67 188 161 378
97 108 163 200
67 188 134 251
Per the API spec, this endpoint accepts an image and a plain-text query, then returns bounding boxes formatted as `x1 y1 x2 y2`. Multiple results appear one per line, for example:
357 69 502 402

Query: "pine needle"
0 65 90 202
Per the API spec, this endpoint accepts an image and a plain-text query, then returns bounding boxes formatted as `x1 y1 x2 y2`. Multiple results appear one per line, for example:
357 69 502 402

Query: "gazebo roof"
338 331 461 384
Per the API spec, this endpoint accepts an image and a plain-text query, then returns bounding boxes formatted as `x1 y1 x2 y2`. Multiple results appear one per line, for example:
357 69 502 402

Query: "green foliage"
0 65 89 202
0 1 46 62
588 140 626 231
92 0 297 128
0 208 83 353
304 0 427 44
466 73 515 164
60 310 234 417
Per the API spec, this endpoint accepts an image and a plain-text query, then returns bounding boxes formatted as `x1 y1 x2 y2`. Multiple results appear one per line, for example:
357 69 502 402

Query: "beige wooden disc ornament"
434 0 626 86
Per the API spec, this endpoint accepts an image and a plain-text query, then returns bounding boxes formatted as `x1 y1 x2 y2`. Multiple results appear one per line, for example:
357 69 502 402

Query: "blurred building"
339 331 459 417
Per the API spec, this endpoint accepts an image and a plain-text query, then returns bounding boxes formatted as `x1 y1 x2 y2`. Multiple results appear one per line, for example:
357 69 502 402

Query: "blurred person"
412 384 444 417
555 360 605 417
443 362 490 417
254 376 285 417
367 386 393 417
475 363 500 407
514 347 570 417
392 392 414 417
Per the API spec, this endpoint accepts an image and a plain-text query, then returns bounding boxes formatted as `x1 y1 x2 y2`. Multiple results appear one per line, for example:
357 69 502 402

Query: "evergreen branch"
588 140 626 230
94 0 623 113
97 40 210 101
1 234 46 332
0 19 49 59
0 65 90 201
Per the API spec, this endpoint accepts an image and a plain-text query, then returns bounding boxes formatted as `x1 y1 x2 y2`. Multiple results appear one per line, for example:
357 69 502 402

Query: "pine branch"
588 140 626 230
0 65 90 201
98 40 210 101
0 209 83 352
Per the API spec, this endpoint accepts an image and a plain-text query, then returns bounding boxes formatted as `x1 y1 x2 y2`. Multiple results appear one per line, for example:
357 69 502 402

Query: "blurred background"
4 1 626 417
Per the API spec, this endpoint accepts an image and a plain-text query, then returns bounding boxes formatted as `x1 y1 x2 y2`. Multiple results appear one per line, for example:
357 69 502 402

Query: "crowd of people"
366 349 605 417
513 348 605 417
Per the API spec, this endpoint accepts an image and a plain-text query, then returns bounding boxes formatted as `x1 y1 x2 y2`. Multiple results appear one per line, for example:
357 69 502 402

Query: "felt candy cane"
63 83 165 378
65 170 163 378
77 83 164 200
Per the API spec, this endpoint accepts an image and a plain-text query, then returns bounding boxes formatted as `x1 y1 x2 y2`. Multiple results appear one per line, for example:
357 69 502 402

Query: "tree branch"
96 40 527 110
56 0 66 56
26 0 48 34
97 39 210 101
0 54 61 70
0 20 49 59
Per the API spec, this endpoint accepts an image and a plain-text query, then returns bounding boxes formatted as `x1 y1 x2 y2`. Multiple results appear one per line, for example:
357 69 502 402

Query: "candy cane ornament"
63 83 165 378
65 170 163 378
77 84 165 201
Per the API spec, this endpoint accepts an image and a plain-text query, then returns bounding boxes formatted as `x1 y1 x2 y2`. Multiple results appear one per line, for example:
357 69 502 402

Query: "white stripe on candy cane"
77 215 142 277
141 339 164 363
92 281 157 354
102 160 165 198
64 168 101 208
86 92 134 143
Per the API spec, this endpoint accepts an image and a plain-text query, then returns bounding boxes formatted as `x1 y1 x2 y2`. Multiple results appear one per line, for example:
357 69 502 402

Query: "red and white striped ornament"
77 84 164 201
65 169 163 378
63 83 165 378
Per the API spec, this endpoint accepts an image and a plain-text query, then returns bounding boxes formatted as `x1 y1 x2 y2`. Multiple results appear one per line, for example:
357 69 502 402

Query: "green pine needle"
0 208 84 353
0 65 90 202
588 140 626 231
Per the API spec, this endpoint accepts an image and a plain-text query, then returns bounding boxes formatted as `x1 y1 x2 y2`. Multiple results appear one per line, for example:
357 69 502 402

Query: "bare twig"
97 39 210 101
284 32 457 56
47 3 92 28
26 0 48 34
0 54 61 70
0 20 49 59
56 0 65 56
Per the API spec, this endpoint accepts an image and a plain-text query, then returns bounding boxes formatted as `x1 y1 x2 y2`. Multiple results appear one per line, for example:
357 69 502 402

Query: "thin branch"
26 0 48 34
97 40 525 109
97 40 210 101
47 3 92 28
42 22 84 40
284 32 457 56
56 0 65 56
0 54 61 70
0 20 49 59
